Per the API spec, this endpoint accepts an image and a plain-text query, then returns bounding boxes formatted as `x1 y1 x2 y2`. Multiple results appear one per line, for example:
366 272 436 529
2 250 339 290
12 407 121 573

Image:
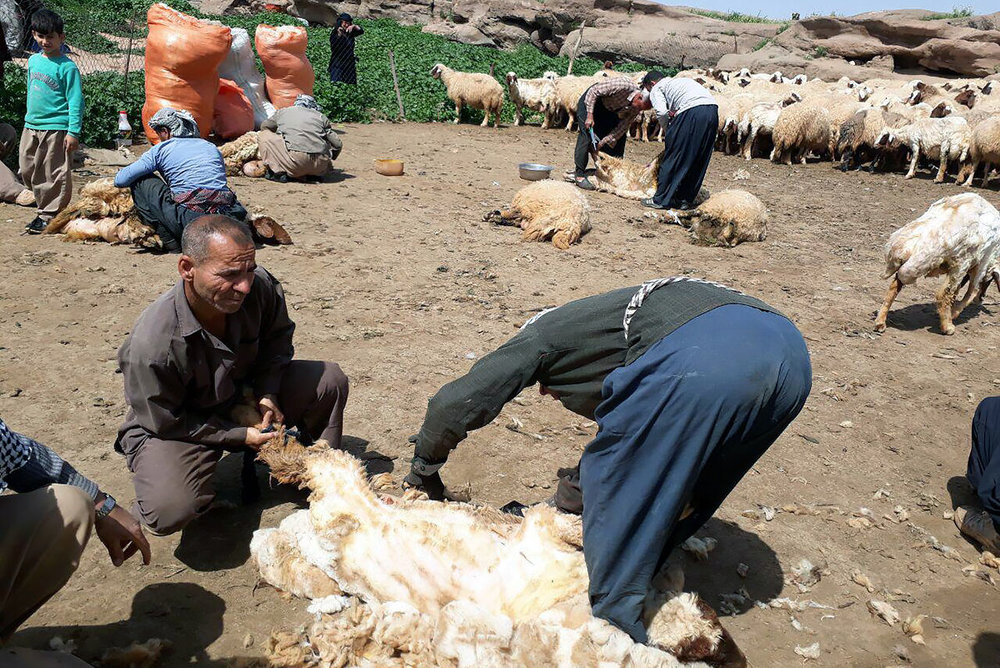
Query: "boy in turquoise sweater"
20 9 83 234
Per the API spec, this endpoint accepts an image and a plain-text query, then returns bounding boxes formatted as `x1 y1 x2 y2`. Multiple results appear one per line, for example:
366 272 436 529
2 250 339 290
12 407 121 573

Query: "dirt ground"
3 121 1000 667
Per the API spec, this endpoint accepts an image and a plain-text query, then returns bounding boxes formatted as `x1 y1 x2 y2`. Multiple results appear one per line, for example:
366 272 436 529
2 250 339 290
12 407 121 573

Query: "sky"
656 1 994 20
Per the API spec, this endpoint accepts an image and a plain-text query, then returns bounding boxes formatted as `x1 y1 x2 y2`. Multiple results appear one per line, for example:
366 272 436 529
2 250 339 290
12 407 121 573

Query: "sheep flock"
433 63 1000 189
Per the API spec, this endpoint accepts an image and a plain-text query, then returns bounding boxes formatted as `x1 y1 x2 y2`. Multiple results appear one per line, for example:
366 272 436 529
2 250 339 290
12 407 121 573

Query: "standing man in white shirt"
641 72 718 211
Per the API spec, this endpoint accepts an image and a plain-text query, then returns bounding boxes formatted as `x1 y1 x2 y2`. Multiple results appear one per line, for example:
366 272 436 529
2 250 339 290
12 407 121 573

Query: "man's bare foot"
954 505 1000 551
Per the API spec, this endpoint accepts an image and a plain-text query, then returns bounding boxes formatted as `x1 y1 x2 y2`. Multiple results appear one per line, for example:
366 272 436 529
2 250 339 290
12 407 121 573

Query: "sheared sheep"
483 181 591 250
591 151 712 205
249 439 745 667
593 150 663 200
670 190 768 247
506 71 559 129
875 116 971 182
430 63 504 128
875 193 1000 335
771 103 832 165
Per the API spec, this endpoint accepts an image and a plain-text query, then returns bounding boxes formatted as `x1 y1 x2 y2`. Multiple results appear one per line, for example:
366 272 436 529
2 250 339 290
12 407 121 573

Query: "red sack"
255 24 314 110
213 79 255 139
142 3 231 143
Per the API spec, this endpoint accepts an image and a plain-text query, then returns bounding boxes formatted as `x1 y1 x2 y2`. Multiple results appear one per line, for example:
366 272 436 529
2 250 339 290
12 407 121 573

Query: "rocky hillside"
210 0 1000 79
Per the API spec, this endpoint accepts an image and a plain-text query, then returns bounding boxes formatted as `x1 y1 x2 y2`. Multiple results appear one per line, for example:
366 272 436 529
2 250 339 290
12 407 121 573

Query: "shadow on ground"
681 518 783 614
174 435 393 571
11 582 265 667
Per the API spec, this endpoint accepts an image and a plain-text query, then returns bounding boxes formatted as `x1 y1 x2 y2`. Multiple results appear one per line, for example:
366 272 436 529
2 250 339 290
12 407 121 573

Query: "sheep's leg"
904 146 919 179
936 275 961 335
743 128 757 160
481 107 490 127
963 160 979 187
985 163 994 188
934 154 948 183
953 268 981 317
565 107 574 131
454 102 462 124
874 276 903 332
513 105 522 127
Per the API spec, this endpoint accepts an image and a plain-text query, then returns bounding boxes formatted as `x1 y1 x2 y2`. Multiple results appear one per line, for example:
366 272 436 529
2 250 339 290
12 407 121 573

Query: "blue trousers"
580 304 812 643
969 397 1000 528
653 104 718 208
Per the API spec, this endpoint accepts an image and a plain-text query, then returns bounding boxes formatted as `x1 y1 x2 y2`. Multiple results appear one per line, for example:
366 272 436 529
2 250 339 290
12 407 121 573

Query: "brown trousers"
126 360 349 535
19 128 73 222
257 129 334 179
0 485 93 644
0 123 25 203
0 160 23 202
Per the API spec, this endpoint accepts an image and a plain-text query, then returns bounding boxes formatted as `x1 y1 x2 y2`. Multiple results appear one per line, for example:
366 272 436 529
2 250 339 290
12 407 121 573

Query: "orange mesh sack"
142 3 232 143
255 24 314 110
213 79 255 140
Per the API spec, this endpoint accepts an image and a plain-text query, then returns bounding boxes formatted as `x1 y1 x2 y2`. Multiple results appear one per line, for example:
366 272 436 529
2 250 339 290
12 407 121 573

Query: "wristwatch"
95 493 117 520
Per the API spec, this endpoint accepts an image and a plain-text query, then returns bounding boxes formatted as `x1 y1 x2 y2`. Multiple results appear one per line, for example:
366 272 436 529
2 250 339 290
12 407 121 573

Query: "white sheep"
430 63 504 128
551 72 614 131
505 71 559 129
962 115 1000 188
875 193 1000 335
771 103 832 165
875 116 971 182
249 443 744 666
739 95 800 160
671 190 768 247
484 181 591 249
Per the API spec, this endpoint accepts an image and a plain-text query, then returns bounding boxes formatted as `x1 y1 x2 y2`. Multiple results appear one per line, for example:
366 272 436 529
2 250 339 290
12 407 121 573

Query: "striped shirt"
0 417 99 499
584 78 642 144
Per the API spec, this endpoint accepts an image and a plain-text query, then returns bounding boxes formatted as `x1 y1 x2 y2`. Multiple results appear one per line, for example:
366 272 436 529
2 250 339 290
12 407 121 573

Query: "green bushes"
23 0 663 146
690 10 783 24
920 6 973 20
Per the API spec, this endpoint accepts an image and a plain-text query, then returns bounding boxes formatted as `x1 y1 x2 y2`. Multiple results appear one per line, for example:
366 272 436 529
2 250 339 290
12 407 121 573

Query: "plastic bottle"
116 111 133 148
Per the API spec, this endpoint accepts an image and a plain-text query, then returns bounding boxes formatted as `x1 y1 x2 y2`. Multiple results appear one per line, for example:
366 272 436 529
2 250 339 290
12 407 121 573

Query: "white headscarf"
148 108 200 138
294 95 320 111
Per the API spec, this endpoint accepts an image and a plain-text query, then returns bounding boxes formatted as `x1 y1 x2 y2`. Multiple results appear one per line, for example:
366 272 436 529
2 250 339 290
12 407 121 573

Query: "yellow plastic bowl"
375 158 404 176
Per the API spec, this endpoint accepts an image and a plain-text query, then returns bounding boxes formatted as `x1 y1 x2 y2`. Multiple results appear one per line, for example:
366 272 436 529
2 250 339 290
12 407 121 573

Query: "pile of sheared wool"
250 442 739 667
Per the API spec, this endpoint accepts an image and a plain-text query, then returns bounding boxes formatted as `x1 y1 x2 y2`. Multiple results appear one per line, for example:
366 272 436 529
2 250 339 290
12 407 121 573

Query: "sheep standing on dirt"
771 103 832 165
876 116 971 183
671 190 768 247
506 71 558 129
963 116 1000 188
430 63 504 128
875 193 1000 335
484 181 591 250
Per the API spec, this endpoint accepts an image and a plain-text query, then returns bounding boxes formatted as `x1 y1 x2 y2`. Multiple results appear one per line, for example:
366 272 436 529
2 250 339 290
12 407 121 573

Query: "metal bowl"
518 163 553 181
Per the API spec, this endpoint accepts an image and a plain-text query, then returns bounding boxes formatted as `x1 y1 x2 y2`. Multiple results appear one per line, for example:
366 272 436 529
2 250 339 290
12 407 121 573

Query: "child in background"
20 8 82 234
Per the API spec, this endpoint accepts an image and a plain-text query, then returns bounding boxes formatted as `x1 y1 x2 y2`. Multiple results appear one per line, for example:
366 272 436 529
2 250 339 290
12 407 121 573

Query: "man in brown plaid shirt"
572 74 655 190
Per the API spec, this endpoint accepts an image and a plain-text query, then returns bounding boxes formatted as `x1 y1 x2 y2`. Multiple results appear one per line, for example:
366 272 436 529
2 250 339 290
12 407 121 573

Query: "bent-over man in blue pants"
405 277 812 648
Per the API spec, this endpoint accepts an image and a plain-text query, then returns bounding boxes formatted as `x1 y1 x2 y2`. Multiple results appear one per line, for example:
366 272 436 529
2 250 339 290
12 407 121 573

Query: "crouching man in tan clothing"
0 417 149 667
115 215 349 535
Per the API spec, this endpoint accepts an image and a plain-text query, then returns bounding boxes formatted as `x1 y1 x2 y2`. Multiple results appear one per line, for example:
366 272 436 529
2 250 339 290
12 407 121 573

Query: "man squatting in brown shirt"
115 216 348 535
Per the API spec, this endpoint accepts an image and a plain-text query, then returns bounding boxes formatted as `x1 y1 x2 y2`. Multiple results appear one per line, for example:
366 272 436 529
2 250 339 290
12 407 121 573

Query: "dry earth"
3 121 1000 667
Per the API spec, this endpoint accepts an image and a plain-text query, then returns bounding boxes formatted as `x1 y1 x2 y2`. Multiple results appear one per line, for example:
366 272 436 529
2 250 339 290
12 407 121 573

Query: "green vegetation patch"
18 0 670 147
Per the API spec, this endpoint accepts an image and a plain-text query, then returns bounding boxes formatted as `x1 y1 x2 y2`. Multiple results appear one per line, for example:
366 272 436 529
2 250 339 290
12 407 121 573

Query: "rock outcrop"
208 0 1000 80
720 11 1000 79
